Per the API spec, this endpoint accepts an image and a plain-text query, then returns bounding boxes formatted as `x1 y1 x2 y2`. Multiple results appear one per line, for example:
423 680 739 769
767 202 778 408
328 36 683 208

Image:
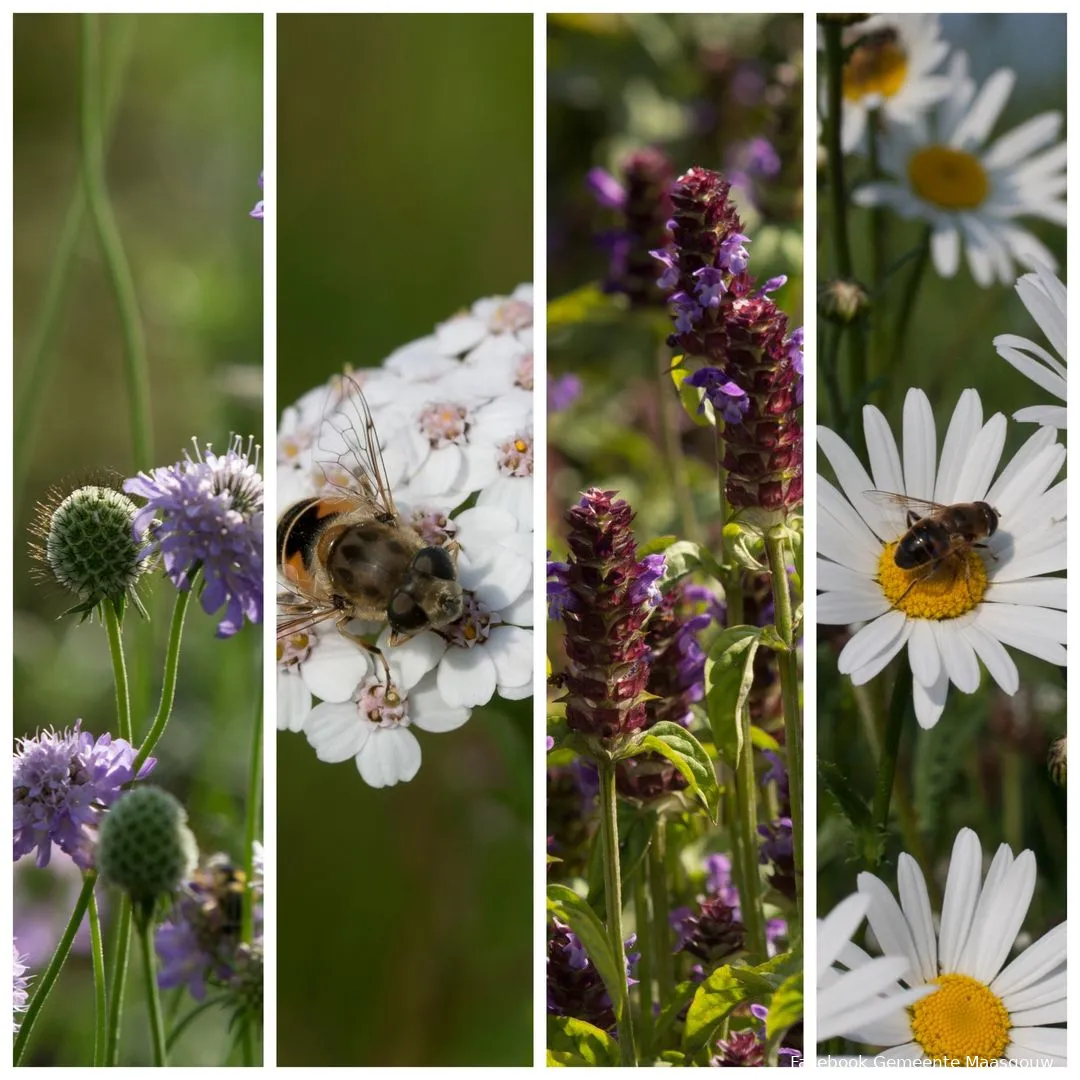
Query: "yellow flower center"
843 36 908 101
910 973 1011 1065
877 541 988 620
907 145 990 211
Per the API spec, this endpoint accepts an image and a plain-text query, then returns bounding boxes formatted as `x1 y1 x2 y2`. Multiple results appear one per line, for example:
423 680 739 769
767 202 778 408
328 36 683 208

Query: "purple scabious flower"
548 372 582 413
156 851 261 1003
653 166 803 523
590 148 675 307
125 436 263 638
552 490 659 744
250 171 263 219
12 942 29 1032
13 722 156 870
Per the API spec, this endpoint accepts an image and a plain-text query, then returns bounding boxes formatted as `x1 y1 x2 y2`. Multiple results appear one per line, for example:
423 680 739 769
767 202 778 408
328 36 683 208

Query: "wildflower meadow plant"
13 15 264 1063
277 287 534 788
817 14 1066 1063
547 18 805 1062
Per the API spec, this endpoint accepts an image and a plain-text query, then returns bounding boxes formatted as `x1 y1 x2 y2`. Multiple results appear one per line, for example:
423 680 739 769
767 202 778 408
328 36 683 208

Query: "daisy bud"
96 786 198 927
655 166 803 524
674 895 745 966
819 278 870 324
589 147 675 307
551 490 661 746
31 484 149 621
1048 736 1066 787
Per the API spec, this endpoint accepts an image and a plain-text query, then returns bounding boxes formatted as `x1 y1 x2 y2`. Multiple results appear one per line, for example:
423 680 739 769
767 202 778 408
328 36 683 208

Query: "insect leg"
335 615 393 688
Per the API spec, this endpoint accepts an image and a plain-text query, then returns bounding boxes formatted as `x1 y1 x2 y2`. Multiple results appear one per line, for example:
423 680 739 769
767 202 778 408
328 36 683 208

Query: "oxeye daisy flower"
14 722 156 869
818 387 1065 729
12 942 30 1033
994 263 1067 429
303 672 469 789
818 893 935 1044
125 436 263 638
826 828 1066 1066
829 14 953 153
854 53 1066 288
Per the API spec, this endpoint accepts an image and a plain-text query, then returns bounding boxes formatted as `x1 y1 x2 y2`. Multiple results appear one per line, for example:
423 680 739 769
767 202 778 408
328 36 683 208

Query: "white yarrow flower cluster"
277 286 534 787
819 828 1066 1065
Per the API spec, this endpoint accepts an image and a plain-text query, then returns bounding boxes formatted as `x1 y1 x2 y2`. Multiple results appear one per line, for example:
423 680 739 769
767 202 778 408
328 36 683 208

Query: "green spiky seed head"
97 786 198 925
33 484 148 620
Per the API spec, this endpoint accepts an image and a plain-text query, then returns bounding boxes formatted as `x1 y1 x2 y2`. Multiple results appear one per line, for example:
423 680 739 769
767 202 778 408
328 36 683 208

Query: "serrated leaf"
637 535 678 558
546 1015 618 1067
704 626 762 767
683 964 753 1055
547 885 626 1033
818 759 873 830
638 722 720 821
765 972 803 1045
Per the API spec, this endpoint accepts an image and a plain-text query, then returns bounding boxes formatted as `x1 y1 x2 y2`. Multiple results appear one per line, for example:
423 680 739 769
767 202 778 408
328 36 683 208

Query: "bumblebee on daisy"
818 14 1065 1064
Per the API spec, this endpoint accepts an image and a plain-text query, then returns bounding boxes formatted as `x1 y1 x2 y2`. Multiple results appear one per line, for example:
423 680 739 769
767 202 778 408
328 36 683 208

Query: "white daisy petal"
992 923 1066 997
937 828 983 972
818 591 892 625
1005 1027 1067 1058
931 622 980 695
933 389 982 504
902 389 936 499
837 612 907 679
961 624 1019 695
857 872 922 981
911 667 948 729
907 619 941 689
897 853 937 984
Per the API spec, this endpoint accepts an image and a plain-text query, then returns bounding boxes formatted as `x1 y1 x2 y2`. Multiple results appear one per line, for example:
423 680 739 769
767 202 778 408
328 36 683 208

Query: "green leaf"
587 806 655 912
547 283 614 330
704 626 762 767
546 1015 618 1067
818 759 873 831
750 726 780 753
658 540 725 584
650 979 699 1052
731 529 766 572
729 967 782 996
638 722 720 821
673 366 715 429
547 885 627 1033
765 972 803 1047
683 964 753 1055
637 534 678 558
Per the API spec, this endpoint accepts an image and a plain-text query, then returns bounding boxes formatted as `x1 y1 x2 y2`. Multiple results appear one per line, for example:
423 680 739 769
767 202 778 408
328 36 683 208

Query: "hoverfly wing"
313 374 399 521
862 490 947 520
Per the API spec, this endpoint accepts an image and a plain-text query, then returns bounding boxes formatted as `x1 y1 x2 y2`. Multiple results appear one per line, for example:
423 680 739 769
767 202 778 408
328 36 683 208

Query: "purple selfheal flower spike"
684 367 750 424
125 436 263 638
546 557 574 621
651 248 679 291
250 171 263 219
693 266 726 310
718 233 751 274
755 275 788 298
585 167 626 210
13 722 156 869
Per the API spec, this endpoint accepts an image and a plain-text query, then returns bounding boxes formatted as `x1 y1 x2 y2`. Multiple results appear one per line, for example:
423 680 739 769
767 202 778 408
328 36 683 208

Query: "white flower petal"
356 727 421 788
277 670 311 732
932 621 980 695
306 701 371 763
818 590 891 625
937 828 983 972
302 636 373 702
436 645 497 708
408 674 471 733
902 389 937 500
484 625 533 688
912 662 948 729
837 612 907 679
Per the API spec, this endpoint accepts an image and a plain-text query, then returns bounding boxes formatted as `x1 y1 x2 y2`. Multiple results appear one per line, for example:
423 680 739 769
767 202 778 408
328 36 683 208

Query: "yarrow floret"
653 166 803 523
125 436 263 638
276 288 534 787
13 722 156 870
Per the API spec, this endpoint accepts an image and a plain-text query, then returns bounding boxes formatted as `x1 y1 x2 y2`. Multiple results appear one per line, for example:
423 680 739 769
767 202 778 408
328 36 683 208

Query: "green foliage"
547 1016 619 1067
704 627 762 767
635 723 721 821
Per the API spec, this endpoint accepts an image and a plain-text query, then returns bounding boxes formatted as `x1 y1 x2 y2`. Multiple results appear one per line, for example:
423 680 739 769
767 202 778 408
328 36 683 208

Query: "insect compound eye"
411 546 456 581
387 589 430 633
984 505 1000 536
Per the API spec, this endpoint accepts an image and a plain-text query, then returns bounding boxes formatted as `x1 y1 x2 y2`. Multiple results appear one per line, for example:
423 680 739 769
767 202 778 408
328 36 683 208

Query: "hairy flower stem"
13 873 97 1065
133 584 194 772
138 917 168 1066
658 336 701 544
90 890 107 1066
106 898 133 1064
871 655 914 855
14 15 135 504
633 867 653 1051
890 226 933 371
867 109 888 391
765 532 803 933
104 604 133 743
599 759 637 1066
823 20 869 409
80 13 153 471
733 701 767 959
648 822 674 1004
241 679 263 1068
715 426 728 566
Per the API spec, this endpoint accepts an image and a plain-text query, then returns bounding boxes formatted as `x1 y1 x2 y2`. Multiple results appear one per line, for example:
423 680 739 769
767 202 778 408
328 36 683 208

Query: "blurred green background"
816 13 1066 944
276 14 532 1067
13 13 262 1066
548 12 803 545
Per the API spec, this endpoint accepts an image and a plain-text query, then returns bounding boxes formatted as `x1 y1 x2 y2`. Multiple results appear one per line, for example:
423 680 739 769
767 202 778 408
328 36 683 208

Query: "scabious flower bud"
31 484 149 619
549 490 663 745
653 166 803 525
96 786 198 925
588 147 675 307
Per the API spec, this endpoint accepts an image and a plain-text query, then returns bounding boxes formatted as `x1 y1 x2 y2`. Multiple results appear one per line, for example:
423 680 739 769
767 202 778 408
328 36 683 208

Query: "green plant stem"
133 585 193 772
765 532 803 934
633 866 653 1052
106 897 133 1065
79 12 153 471
715 427 728 566
648 821 673 1006
871 656 913 837
658 341 701 545
867 108 888 388
242 680 263 945
137 916 167 1066
890 226 932 371
823 22 853 281
89 888 107 1067
732 700 767 959
821 323 847 436
14 16 135 502
598 758 636 1066
103 603 132 743
13 873 96 1065
166 997 228 1053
